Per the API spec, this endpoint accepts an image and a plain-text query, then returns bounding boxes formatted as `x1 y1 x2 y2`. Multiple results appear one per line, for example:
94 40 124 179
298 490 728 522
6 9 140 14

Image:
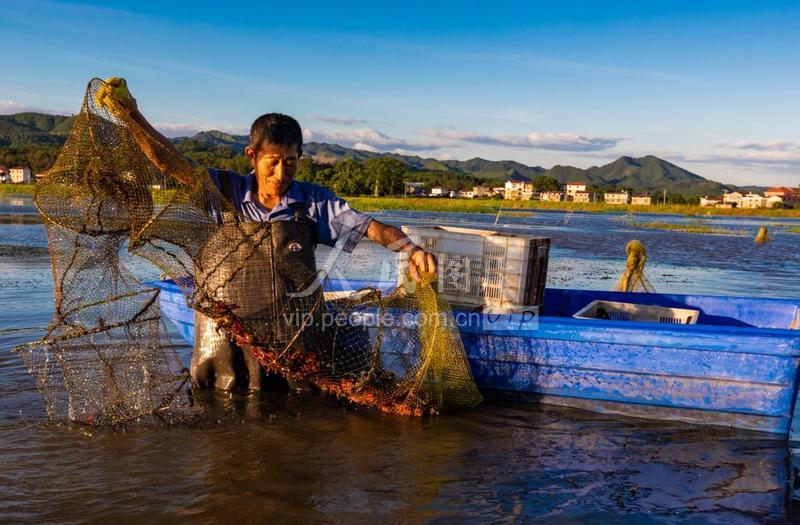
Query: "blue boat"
152 279 800 435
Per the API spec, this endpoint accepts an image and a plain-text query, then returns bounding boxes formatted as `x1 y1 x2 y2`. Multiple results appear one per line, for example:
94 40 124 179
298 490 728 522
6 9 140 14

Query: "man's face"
246 142 300 198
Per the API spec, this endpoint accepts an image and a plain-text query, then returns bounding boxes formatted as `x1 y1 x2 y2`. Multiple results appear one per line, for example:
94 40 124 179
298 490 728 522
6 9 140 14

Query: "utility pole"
663 188 667 206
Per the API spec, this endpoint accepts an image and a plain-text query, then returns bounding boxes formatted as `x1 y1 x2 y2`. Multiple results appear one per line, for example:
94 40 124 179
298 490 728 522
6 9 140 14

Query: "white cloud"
680 142 800 171
421 128 622 152
352 142 378 152
305 127 445 151
310 115 369 125
0 99 67 115
154 122 248 138
721 141 800 152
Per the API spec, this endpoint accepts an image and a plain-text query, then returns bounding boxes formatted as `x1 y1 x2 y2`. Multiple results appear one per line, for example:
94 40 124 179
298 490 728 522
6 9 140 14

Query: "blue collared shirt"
207 169 373 253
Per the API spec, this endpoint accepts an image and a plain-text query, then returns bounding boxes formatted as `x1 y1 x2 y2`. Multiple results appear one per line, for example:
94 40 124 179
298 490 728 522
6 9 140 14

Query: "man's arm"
366 220 437 282
127 107 198 186
101 78 197 185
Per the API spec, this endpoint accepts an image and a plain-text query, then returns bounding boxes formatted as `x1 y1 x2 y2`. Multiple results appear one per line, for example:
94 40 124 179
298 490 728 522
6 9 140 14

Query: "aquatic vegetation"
629 221 740 235
754 226 770 243
345 196 800 218
0 184 36 195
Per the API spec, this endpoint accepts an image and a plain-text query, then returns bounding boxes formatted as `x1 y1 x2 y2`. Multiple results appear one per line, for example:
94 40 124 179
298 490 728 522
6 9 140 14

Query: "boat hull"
152 280 800 435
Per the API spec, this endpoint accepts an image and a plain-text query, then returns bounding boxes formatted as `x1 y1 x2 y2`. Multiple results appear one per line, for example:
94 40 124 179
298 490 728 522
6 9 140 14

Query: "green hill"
539 155 728 196
0 112 76 147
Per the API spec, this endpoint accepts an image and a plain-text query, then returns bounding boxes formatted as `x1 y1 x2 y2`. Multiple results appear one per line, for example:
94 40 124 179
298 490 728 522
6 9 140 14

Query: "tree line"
1 138 702 204
294 157 496 196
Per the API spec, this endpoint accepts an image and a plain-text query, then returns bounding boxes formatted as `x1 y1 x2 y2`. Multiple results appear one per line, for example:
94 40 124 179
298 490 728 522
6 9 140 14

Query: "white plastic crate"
398 226 550 313
573 300 699 325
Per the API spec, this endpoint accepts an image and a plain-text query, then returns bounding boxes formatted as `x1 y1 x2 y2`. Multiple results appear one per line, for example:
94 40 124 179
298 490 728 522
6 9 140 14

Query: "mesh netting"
16 78 481 424
615 239 654 293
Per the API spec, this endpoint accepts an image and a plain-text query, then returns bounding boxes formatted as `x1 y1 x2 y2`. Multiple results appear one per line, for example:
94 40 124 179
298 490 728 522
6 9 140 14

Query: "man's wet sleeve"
315 189 374 253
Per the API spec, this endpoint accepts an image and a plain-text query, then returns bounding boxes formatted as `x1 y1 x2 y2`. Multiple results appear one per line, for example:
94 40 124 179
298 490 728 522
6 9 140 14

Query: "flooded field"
2 194 800 524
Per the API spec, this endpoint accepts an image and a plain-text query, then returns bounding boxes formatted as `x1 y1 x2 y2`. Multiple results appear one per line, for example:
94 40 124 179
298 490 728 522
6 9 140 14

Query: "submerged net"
615 239 654 293
16 78 481 424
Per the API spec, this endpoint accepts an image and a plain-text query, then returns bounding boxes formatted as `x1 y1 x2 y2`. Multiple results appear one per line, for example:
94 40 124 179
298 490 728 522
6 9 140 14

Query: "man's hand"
407 246 438 283
366 220 438 283
95 77 137 114
92 76 196 184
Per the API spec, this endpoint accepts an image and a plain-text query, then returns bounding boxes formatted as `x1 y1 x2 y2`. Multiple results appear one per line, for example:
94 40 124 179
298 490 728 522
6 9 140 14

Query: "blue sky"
1 0 799 186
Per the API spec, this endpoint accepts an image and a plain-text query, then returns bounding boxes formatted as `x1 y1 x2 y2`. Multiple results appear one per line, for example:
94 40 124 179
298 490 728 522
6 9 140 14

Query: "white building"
631 193 652 206
9 166 32 184
604 191 629 205
505 183 534 200
740 193 766 208
565 182 587 197
458 190 475 198
540 191 564 202
722 191 742 207
430 187 446 197
572 191 591 203
700 196 721 207
504 177 531 192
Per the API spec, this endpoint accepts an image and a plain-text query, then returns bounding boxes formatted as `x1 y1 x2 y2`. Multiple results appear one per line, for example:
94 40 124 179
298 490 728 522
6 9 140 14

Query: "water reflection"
1 389 793 523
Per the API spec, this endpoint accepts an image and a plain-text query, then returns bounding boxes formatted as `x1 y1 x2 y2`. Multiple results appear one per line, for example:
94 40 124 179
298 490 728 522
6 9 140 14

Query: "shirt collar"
241 171 303 208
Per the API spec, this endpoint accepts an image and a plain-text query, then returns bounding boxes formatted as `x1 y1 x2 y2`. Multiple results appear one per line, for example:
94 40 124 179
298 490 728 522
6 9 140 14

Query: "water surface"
2 194 799 524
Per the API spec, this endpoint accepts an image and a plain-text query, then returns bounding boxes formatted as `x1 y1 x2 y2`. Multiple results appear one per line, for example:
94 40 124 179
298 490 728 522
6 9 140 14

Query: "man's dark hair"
249 113 303 153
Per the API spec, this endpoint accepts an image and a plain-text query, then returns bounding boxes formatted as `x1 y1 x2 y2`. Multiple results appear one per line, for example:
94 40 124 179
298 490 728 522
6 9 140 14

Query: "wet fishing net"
615 239 654 293
16 78 481 424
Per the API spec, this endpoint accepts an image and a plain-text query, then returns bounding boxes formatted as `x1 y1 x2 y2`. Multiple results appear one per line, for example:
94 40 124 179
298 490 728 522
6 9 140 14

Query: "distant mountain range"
181 130 733 195
0 112 752 195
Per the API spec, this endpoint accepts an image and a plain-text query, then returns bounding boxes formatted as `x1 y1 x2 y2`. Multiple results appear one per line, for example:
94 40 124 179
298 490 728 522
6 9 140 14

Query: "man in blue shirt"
125 96 437 391
131 110 437 280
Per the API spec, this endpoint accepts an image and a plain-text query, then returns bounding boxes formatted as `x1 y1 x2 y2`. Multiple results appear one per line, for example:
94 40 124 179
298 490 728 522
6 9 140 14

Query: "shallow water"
2 194 800 524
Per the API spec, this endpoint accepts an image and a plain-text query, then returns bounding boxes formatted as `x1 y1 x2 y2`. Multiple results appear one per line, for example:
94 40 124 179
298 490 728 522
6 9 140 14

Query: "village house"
504 175 530 192
740 193 766 208
702 190 789 209
765 187 799 207
722 191 743 207
458 189 475 198
430 186 447 197
572 191 591 203
492 186 505 197
403 182 425 196
604 191 629 205
766 195 784 208
503 176 534 200
630 193 652 206
9 166 32 184
472 186 492 198
565 182 587 198
540 191 564 202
